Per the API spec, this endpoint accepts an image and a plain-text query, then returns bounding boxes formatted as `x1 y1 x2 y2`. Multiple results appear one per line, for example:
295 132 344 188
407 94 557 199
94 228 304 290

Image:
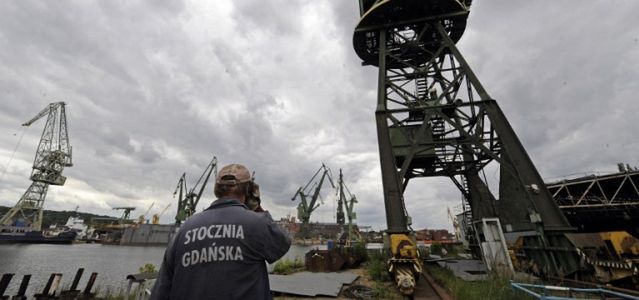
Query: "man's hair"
214 181 248 198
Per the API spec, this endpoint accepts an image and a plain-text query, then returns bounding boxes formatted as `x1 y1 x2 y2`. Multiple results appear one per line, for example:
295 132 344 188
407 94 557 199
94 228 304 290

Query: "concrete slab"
436 259 488 281
268 271 359 297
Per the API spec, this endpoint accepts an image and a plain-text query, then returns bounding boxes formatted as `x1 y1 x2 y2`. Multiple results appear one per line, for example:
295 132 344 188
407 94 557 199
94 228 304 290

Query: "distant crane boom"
138 202 155 224
143 202 155 217
291 163 335 238
336 169 359 244
158 203 171 217
152 203 171 225
175 156 217 226
173 173 187 203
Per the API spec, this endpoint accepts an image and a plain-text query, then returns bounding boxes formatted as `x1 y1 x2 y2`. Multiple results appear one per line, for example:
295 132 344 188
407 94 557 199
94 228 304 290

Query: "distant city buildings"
274 215 361 240
274 214 454 245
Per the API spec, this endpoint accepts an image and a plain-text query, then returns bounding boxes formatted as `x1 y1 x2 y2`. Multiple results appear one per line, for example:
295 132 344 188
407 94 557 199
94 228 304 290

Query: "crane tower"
291 164 335 239
174 156 217 226
353 0 579 294
0 102 72 231
336 169 358 244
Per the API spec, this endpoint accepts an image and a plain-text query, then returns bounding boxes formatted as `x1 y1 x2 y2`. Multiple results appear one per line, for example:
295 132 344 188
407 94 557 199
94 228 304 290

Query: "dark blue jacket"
150 198 291 299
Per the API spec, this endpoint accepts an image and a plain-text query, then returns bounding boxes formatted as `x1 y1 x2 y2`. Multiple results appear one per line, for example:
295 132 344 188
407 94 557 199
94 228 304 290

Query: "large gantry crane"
353 0 580 294
113 207 136 224
174 156 217 226
292 164 335 239
0 102 72 231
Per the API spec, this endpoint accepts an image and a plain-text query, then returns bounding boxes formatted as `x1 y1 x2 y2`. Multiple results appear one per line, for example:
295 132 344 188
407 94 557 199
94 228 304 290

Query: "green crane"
112 207 136 224
174 156 217 226
292 164 335 238
336 169 358 245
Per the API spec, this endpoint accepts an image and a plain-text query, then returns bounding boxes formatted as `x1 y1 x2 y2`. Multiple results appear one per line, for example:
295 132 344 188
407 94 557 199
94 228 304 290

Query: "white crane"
0 102 72 231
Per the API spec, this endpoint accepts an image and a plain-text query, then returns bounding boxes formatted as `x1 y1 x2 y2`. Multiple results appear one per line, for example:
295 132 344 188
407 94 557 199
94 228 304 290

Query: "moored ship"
0 225 77 244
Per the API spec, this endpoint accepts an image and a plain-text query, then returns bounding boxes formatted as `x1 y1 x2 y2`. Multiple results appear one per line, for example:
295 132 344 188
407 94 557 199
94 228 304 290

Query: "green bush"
353 240 369 261
272 257 305 275
430 243 443 255
138 263 156 273
365 252 389 282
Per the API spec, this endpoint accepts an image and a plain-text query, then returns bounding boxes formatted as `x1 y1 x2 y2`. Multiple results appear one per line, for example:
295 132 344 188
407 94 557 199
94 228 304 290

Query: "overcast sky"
0 1 638 231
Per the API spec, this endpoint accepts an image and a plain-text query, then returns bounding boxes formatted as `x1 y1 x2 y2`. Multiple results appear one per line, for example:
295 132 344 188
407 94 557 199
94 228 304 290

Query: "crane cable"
1 127 28 181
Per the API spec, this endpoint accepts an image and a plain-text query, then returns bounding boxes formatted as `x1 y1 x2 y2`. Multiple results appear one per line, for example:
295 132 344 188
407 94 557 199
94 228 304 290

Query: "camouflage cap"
216 164 251 185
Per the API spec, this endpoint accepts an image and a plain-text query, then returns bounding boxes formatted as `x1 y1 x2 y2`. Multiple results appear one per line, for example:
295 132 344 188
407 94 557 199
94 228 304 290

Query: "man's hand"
248 198 265 212
247 182 265 212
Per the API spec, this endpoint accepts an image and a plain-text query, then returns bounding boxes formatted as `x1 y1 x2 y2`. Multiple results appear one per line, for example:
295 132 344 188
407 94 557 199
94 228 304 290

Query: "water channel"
0 243 330 296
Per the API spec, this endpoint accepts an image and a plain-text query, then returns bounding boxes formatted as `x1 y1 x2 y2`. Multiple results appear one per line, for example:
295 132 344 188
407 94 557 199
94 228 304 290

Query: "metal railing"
511 281 639 300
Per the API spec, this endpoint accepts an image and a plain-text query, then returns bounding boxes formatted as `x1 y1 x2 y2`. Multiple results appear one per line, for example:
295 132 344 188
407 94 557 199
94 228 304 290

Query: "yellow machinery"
387 234 423 294
152 204 172 225
601 231 639 257
138 202 154 224
510 231 639 285
571 231 639 284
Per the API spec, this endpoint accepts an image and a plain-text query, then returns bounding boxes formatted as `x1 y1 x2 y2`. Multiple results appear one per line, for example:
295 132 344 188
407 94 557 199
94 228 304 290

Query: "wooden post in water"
60 268 84 300
77 272 97 300
0 273 14 299
13 274 31 300
35 273 62 299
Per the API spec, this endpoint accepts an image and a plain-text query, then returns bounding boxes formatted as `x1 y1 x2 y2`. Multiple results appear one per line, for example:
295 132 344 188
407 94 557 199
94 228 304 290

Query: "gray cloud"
0 1 638 232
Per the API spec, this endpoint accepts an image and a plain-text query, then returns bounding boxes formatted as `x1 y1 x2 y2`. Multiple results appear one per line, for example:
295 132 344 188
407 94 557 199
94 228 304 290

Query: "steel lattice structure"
354 0 581 280
0 102 72 231
548 170 639 237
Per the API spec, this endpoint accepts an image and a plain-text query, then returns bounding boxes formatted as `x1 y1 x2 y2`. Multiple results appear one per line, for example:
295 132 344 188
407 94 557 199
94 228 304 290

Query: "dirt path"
417 269 454 300
412 273 442 300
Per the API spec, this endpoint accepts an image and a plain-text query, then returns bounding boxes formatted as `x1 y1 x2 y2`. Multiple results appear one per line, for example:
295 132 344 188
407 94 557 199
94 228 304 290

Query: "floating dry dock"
119 224 174 246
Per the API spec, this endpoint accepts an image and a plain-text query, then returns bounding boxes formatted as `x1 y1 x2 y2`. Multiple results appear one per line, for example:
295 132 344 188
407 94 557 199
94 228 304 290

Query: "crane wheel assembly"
387 233 423 295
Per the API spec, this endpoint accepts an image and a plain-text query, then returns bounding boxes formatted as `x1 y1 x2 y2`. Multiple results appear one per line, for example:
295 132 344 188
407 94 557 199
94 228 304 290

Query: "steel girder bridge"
353 0 581 294
548 169 639 238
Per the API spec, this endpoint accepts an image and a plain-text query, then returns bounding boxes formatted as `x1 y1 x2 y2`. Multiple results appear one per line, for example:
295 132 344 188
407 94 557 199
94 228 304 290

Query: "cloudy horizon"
1 1 638 231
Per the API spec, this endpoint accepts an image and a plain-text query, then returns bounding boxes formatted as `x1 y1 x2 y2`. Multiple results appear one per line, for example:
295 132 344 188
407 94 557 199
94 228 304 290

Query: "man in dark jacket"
150 164 291 299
